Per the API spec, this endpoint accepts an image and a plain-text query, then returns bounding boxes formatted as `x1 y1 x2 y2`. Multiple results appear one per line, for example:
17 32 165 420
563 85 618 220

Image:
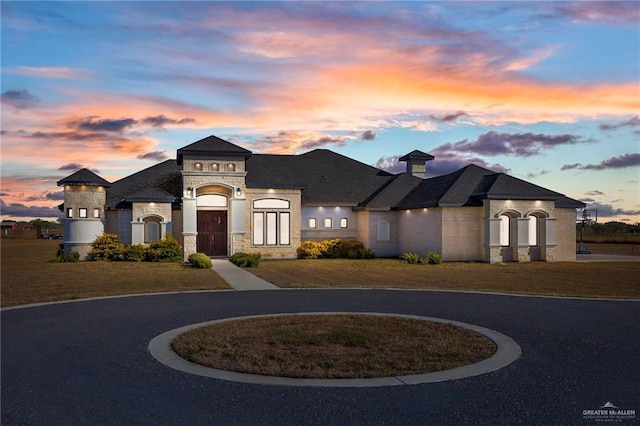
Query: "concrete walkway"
211 259 280 290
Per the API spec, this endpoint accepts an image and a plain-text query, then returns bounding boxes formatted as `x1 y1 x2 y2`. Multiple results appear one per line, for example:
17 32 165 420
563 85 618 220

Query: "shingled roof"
247 149 394 206
124 187 176 203
57 168 111 187
106 160 182 209
98 137 584 212
177 135 252 165
395 164 585 209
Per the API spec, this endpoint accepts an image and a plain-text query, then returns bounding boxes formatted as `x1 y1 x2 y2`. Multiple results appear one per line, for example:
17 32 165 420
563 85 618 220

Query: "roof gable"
106 160 181 208
57 168 111 187
177 135 252 164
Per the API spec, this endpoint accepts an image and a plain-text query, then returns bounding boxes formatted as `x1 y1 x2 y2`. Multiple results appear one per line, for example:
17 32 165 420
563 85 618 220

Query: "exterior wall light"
236 187 242 197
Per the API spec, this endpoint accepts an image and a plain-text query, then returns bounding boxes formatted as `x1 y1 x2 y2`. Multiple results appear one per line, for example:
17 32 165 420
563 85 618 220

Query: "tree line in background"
578 221 639 235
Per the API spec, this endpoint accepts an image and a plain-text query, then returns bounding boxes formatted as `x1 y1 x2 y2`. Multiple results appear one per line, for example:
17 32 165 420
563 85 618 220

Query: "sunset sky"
1 1 639 223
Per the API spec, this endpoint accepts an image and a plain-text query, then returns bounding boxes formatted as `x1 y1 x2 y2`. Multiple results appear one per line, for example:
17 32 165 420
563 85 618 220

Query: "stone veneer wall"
131 202 172 223
244 188 301 259
555 208 578 262
62 185 107 260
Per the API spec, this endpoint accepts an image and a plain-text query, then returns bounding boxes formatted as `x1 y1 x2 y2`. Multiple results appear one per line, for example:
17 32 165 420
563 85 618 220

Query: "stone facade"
61 185 106 259
60 137 583 263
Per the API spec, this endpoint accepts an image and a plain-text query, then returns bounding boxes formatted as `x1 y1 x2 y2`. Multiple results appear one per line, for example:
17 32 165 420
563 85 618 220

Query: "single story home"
58 135 584 262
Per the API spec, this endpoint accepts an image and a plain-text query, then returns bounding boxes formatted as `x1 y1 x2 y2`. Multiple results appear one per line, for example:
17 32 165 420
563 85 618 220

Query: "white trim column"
182 196 197 259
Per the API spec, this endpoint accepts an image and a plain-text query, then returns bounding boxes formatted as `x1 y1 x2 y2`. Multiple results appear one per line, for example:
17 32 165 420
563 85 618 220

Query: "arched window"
144 217 161 243
377 221 390 241
528 216 538 246
499 215 510 246
210 163 219 171
226 163 236 172
193 162 203 171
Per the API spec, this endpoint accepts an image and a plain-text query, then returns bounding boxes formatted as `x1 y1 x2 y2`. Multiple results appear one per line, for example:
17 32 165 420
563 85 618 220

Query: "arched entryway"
196 185 230 257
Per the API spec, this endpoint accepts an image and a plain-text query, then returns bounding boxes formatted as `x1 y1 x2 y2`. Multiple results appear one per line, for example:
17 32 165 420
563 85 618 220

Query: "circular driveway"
2 289 639 425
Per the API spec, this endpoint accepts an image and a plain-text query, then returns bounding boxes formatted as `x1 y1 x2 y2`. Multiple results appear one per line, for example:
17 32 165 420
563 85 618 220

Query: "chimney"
398 150 434 179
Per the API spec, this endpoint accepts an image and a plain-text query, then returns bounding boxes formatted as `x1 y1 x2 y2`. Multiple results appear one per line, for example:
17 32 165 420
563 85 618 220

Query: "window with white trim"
93 208 100 218
340 217 348 228
499 215 510 246
324 218 333 228
308 218 317 228
79 208 87 218
528 216 538 246
252 198 291 246
66 208 73 218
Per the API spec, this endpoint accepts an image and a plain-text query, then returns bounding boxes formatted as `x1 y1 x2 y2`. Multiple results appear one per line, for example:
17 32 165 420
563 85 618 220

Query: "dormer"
399 150 434 179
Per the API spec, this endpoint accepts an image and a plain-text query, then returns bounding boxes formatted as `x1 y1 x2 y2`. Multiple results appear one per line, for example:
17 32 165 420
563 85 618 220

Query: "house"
57 135 584 262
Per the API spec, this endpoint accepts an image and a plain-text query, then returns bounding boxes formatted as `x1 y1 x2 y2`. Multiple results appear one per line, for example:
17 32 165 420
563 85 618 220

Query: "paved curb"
148 312 522 387
3 287 639 312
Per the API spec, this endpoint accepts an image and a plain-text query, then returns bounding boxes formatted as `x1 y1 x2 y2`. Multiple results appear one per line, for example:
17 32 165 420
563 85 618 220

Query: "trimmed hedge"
88 233 183 262
230 252 262 268
297 239 375 259
145 235 182 262
189 253 213 269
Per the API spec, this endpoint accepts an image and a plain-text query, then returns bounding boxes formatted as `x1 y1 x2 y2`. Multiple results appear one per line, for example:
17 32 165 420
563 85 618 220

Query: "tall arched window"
499 215 510 246
144 217 161 243
528 216 538 246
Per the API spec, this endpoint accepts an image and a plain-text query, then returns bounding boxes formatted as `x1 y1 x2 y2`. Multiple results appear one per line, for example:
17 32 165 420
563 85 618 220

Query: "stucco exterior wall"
441 207 485 261
397 208 442 256
365 211 399 257
300 206 358 241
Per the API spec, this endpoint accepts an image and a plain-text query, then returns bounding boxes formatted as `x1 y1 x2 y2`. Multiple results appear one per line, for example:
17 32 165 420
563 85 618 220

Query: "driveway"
2 290 638 425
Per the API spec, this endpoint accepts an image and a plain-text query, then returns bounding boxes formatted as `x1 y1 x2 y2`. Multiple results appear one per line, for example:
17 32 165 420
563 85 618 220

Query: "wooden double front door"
197 211 227 256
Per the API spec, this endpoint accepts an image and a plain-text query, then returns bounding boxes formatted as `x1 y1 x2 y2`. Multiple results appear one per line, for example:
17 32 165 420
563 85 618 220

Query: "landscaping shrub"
89 233 125 260
145 234 183 262
49 244 66 262
425 251 443 265
230 252 262 268
123 244 146 262
401 252 420 264
66 251 80 262
297 239 375 259
296 241 324 259
189 253 212 269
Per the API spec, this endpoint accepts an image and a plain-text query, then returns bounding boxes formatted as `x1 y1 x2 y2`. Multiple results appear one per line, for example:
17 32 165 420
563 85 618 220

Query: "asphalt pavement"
2 289 639 425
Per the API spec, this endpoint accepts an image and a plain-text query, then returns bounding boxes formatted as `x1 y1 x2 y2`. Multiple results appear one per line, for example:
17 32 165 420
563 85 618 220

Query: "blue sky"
1 1 639 223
